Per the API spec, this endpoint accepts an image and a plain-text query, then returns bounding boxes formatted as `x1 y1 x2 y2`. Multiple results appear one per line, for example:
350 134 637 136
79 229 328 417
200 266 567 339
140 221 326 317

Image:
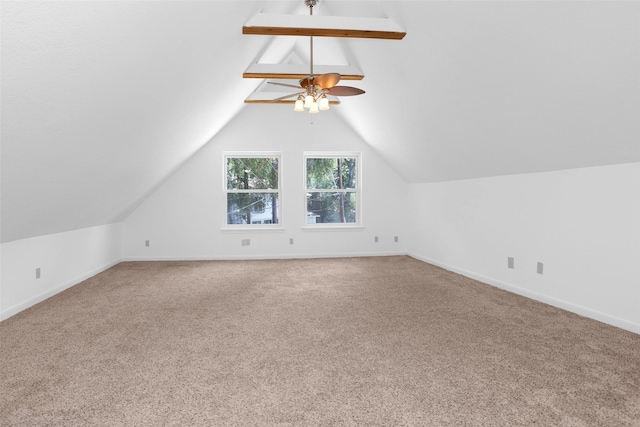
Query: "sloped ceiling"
1 1 639 243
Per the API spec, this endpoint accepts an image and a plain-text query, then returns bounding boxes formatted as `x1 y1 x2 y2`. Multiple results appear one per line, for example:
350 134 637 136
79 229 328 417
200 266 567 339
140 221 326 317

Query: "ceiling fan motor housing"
300 76 315 88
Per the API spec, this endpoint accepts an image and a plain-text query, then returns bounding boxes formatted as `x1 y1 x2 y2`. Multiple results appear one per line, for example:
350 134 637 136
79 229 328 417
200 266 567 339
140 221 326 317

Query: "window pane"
306 192 356 224
306 158 357 190
227 157 279 190
227 193 279 225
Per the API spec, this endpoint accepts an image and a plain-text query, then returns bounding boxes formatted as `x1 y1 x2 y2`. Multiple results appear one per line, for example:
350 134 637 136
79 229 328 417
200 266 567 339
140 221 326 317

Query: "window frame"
222 152 283 231
303 151 362 229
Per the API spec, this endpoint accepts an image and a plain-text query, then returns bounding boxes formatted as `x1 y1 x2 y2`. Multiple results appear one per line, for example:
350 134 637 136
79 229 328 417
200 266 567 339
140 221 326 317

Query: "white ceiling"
2 1 639 242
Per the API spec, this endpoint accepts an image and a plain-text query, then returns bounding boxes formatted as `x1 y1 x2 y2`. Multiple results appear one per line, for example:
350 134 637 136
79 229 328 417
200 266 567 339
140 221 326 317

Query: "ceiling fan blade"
326 86 365 96
268 82 302 89
270 92 302 102
314 73 341 89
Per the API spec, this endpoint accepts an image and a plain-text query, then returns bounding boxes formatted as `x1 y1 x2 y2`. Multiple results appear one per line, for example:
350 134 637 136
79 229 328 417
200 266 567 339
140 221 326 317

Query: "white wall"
408 162 640 333
122 105 408 260
0 223 122 320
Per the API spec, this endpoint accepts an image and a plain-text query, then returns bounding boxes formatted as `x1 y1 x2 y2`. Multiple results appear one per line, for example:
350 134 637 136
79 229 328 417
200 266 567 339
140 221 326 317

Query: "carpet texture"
1 256 639 426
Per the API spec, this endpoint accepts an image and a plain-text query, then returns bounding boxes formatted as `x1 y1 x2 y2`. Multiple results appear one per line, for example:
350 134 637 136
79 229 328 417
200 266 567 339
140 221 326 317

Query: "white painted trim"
221 226 286 233
0 259 122 321
300 225 364 231
123 251 406 262
4 249 636 335
408 253 640 335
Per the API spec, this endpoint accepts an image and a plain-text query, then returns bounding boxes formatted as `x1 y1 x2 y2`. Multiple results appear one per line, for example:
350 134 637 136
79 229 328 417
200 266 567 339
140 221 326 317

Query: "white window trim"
222 152 284 231
302 151 362 229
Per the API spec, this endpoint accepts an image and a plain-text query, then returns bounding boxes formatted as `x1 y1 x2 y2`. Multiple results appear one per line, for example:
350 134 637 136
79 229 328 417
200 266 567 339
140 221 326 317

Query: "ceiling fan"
267 0 365 113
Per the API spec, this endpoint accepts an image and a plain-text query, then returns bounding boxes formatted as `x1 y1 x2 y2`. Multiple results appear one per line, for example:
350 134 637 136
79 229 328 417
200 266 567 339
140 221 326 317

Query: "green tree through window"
225 156 280 225
305 154 359 225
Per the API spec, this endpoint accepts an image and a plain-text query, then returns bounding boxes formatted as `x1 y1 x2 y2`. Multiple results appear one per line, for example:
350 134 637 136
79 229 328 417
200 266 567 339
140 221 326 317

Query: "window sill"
221 226 286 233
301 225 364 232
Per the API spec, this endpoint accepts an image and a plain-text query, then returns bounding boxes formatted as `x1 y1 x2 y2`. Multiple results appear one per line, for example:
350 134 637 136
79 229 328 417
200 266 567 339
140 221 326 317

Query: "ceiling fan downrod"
263 0 364 113
305 0 317 76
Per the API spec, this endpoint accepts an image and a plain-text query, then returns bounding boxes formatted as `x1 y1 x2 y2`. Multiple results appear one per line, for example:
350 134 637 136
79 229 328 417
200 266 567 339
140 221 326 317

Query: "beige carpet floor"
1 256 639 426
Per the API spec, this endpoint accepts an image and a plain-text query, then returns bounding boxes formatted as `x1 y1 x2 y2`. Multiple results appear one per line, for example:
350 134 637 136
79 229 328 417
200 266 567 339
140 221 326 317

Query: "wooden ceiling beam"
244 92 340 105
243 64 364 81
243 13 406 40
243 72 363 80
244 99 340 105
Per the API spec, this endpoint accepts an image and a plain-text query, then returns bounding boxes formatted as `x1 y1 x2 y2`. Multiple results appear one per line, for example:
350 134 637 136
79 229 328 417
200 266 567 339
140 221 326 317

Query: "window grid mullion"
227 189 279 193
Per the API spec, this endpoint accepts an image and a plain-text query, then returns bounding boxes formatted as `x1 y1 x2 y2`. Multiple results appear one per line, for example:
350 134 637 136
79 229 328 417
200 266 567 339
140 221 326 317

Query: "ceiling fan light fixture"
319 95 330 111
256 0 372 111
304 94 314 108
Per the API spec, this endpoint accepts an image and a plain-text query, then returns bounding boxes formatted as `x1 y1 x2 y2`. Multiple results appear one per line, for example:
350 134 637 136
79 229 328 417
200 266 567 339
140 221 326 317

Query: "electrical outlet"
35 268 41 279
508 257 514 269
537 262 544 274
374 236 379 243
241 239 250 246
394 236 399 243
145 240 150 247
289 238 294 245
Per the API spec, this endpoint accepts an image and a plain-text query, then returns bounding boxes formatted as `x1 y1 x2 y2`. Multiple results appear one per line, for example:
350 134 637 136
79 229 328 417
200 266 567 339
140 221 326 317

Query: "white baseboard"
123 251 407 262
6 252 636 335
0 258 123 321
408 253 640 335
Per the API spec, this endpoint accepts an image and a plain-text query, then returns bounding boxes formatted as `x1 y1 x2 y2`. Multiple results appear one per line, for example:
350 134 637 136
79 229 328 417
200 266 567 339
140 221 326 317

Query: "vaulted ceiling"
2 1 639 242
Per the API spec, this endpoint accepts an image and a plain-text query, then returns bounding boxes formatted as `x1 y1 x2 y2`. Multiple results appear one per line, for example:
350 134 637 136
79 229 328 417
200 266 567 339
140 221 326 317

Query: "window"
225 154 280 226
304 153 360 225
